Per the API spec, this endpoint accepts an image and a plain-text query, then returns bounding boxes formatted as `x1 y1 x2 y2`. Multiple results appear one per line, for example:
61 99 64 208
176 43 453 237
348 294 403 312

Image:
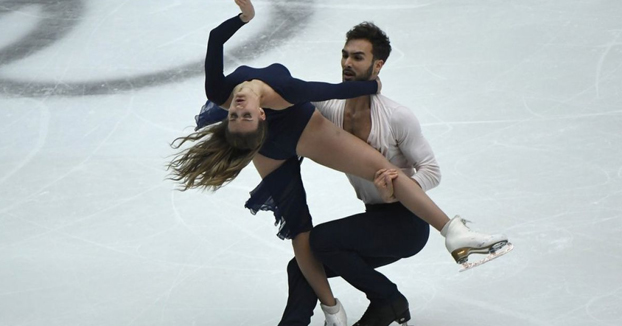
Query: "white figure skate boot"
441 216 513 271
321 298 347 326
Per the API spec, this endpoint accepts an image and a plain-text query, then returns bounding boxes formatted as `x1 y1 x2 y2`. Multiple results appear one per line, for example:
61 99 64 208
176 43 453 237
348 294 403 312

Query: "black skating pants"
277 202 430 326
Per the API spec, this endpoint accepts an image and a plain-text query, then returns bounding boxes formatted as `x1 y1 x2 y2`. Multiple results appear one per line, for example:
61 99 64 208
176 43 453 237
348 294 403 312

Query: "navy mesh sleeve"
204 15 246 105
278 77 379 104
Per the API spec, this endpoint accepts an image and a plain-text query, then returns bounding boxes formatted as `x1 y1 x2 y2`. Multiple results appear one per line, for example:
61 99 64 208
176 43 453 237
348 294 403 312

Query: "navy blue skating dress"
203 15 378 239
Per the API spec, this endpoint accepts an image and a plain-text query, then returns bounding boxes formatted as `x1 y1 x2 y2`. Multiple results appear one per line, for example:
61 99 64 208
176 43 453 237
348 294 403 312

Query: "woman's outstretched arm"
277 77 381 105
204 14 248 104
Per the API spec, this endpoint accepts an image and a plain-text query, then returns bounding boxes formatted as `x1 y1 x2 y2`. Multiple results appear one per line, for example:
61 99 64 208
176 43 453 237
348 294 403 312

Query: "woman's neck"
237 81 262 98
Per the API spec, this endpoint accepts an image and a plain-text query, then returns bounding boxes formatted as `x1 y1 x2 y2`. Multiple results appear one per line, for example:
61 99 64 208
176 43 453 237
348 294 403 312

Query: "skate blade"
459 242 514 272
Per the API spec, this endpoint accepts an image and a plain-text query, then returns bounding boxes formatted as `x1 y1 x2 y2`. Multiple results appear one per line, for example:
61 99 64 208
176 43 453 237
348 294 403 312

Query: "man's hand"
235 0 255 22
374 168 398 203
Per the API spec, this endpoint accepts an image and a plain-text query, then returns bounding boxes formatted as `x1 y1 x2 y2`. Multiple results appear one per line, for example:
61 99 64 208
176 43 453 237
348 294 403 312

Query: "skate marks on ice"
0 0 621 325
0 0 316 97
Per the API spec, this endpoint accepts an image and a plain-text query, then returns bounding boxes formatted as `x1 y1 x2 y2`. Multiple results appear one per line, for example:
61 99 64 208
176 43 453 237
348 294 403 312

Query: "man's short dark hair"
346 22 391 62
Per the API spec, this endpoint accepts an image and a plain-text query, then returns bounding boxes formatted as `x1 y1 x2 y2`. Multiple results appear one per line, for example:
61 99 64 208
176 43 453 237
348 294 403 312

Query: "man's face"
341 39 379 82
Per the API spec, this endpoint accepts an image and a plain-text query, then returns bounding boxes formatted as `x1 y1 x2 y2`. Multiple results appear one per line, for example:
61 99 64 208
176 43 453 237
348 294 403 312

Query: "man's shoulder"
372 94 414 119
373 93 399 104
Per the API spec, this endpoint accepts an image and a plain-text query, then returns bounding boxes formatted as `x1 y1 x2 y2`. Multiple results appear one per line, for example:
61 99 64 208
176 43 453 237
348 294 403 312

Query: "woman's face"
227 86 265 133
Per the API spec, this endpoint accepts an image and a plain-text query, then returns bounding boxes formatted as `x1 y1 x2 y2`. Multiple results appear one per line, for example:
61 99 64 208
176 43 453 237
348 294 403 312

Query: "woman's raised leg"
297 111 449 231
297 112 512 269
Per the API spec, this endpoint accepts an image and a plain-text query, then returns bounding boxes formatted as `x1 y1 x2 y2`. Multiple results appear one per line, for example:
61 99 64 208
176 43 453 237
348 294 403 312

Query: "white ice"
1 0 621 325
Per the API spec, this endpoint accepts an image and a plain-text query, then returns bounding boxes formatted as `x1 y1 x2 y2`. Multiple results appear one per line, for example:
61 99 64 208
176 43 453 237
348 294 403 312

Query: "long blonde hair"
167 119 267 191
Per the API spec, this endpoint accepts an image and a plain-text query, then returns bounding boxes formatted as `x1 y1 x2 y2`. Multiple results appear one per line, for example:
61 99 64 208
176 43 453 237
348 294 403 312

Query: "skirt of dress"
245 156 313 240
195 99 228 130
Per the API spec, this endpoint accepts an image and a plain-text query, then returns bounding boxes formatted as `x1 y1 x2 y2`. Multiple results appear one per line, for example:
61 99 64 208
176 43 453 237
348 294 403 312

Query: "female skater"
169 1 511 325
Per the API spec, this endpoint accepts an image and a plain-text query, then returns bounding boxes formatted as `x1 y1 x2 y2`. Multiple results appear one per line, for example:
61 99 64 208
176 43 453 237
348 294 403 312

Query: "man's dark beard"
344 62 375 82
354 62 374 81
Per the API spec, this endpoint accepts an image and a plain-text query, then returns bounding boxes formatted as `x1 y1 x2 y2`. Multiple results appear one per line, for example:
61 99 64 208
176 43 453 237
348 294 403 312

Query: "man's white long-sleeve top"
313 95 441 204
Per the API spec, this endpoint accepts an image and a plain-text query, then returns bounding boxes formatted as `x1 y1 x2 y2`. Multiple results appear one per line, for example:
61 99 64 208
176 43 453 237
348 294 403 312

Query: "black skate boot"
352 292 411 326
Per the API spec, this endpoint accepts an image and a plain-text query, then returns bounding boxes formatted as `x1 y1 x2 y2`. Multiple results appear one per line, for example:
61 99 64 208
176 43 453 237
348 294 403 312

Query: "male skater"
278 22 439 326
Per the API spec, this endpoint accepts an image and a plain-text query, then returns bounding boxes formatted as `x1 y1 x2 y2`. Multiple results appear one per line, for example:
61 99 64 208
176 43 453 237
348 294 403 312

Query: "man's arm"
391 106 441 191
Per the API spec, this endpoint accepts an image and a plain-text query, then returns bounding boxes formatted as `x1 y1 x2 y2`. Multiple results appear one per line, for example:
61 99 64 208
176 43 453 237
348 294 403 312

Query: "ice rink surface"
1 0 621 325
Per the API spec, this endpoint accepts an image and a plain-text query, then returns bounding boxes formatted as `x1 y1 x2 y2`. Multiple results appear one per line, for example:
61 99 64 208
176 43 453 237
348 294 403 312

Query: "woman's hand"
375 77 382 94
235 0 255 22
374 168 398 203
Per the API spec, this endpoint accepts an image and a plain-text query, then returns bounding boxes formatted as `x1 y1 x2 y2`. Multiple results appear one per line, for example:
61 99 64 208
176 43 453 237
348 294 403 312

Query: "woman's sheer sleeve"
204 15 246 105
279 78 378 104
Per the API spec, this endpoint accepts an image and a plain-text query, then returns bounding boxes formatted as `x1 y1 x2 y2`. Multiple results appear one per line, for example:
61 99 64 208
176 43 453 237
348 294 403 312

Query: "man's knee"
308 223 331 255
286 257 302 278
403 224 431 258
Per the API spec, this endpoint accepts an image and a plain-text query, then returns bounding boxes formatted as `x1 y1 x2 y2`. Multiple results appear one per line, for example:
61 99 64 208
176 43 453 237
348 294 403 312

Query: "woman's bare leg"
252 154 336 306
292 231 335 306
297 112 449 231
